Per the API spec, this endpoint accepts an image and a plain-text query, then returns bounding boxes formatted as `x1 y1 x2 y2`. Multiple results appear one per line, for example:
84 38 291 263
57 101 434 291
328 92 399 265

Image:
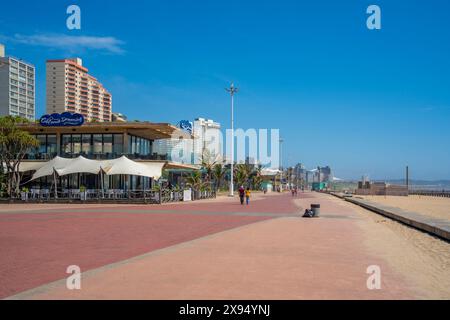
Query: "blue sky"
1 0 449 180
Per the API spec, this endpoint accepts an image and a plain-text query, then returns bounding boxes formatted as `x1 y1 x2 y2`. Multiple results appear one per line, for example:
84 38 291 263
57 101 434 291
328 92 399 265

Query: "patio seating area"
16 188 216 204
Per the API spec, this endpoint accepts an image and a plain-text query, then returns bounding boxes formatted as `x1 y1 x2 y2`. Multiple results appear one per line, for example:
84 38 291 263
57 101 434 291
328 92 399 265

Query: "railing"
408 190 450 198
192 189 216 200
24 153 169 161
12 188 201 204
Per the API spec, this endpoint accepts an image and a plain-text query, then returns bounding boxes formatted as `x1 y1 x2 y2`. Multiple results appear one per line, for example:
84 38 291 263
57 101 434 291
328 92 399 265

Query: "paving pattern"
1 192 417 299
0 193 296 299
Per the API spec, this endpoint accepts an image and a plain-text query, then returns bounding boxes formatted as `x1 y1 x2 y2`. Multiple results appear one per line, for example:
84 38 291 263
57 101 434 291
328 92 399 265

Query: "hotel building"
0 44 36 120
46 58 112 122
192 118 222 164
153 117 223 164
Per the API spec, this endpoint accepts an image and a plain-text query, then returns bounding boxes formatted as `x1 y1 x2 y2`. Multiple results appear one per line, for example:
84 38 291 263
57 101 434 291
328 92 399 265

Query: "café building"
18 116 195 191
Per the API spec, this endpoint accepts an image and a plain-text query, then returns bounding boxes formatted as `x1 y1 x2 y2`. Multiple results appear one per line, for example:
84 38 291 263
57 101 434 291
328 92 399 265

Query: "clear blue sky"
1 0 449 180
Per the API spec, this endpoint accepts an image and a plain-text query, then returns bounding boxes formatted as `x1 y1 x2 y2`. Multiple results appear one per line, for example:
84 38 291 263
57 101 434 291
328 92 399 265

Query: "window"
113 134 123 155
82 134 92 154
103 134 113 155
72 134 81 154
62 135 72 154
128 135 151 157
36 135 47 155
93 134 102 154
47 135 57 155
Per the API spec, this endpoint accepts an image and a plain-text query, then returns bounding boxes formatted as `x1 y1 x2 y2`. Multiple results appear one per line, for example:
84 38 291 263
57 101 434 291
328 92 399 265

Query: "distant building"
355 181 408 196
193 118 222 164
46 58 112 122
319 166 332 182
112 112 127 122
153 137 192 163
0 44 35 120
149 117 222 165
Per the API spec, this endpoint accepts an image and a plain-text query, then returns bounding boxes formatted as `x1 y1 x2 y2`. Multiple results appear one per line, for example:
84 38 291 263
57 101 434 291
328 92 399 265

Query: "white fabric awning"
261 168 281 176
29 155 165 181
56 156 106 176
18 161 47 173
31 156 73 180
102 156 164 180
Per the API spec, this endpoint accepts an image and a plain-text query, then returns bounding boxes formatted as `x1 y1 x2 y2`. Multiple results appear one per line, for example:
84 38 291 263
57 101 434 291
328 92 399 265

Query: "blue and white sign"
178 120 193 134
40 112 84 127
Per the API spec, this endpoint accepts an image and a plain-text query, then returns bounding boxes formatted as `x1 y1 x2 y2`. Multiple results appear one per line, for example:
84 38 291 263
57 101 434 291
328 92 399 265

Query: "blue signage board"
178 120 193 134
40 112 84 127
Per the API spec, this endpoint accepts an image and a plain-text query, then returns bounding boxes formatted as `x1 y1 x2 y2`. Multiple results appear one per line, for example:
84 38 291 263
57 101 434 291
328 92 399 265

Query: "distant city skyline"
1 0 449 180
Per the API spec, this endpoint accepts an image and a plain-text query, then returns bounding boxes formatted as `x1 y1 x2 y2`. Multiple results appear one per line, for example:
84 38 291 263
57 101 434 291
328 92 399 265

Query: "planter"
21 192 28 201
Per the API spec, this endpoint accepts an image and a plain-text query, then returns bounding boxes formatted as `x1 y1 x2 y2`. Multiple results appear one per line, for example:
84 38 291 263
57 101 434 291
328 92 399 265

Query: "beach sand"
357 195 450 221
332 195 450 299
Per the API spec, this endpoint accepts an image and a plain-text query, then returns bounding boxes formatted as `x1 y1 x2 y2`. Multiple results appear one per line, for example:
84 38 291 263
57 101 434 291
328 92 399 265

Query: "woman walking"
245 187 251 205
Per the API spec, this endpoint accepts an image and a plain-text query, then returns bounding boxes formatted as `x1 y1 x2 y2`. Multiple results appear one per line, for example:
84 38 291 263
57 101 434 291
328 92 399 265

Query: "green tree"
200 149 219 190
251 165 263 190
234 164 250 188
185 170 203 198
212 163 227 191
0 116 39 197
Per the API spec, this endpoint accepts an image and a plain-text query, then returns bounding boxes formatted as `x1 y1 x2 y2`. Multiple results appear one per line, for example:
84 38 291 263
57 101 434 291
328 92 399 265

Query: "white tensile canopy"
29 155 165 181
261 168 281 176
30 156 73 180
102 156 165 179
55 156 107 176
17 161 48 173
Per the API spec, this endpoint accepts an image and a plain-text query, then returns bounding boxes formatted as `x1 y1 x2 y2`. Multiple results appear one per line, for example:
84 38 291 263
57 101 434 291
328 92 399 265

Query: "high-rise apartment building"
0 44 36 120
46 58 112 122
193 118 222 164
152 118 222 164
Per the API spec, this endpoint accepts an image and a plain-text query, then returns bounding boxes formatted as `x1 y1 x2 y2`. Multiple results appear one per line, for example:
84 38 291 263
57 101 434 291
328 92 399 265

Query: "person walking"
245 187 251 205
238 185 245 205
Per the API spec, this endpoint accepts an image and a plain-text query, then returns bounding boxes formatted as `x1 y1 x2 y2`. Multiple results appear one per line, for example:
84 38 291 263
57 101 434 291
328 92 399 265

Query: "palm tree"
251 165 263 190
185 170 202 199
212 164 226 191
201 149 219 189
234 164 250 188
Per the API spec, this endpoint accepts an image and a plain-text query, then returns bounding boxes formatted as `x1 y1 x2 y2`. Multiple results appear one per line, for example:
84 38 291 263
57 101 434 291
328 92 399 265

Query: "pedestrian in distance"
238 185 245 205
245 187 251 205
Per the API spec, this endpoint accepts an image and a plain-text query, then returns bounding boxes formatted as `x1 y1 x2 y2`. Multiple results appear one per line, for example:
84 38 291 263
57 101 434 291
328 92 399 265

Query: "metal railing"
408 190 450 198
11 188 216 203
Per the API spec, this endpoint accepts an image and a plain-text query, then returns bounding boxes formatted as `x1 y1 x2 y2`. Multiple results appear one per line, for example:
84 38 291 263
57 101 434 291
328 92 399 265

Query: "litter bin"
311 204 320 217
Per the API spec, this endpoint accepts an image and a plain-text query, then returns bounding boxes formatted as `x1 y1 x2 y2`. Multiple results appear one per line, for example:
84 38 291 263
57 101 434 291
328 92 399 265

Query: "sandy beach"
328 195 450 299
357 195 450 222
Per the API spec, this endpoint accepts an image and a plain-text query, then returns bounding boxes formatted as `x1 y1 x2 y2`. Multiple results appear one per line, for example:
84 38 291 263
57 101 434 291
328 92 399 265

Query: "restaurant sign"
40 112 84 127
178 120 193 134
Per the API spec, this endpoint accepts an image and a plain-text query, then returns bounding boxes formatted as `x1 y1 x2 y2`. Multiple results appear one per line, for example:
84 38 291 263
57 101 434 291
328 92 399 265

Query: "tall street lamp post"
279 138 284 192
226 83 238 196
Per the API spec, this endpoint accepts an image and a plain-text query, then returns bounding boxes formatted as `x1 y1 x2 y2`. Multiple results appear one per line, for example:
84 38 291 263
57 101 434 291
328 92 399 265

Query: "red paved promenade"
2 192 445 299
0 193 293 298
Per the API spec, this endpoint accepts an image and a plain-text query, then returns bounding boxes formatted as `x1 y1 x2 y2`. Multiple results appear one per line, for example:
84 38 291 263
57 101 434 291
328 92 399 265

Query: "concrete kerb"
338 195 450 241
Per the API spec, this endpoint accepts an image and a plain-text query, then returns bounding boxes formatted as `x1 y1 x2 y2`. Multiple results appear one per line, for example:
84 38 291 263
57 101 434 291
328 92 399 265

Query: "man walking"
238 185 245 205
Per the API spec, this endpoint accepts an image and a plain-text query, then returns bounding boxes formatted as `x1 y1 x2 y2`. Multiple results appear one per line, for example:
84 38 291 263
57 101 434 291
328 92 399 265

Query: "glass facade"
26 132 164 160
128 135 151 158
28 134 57 159
61 133 125 159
